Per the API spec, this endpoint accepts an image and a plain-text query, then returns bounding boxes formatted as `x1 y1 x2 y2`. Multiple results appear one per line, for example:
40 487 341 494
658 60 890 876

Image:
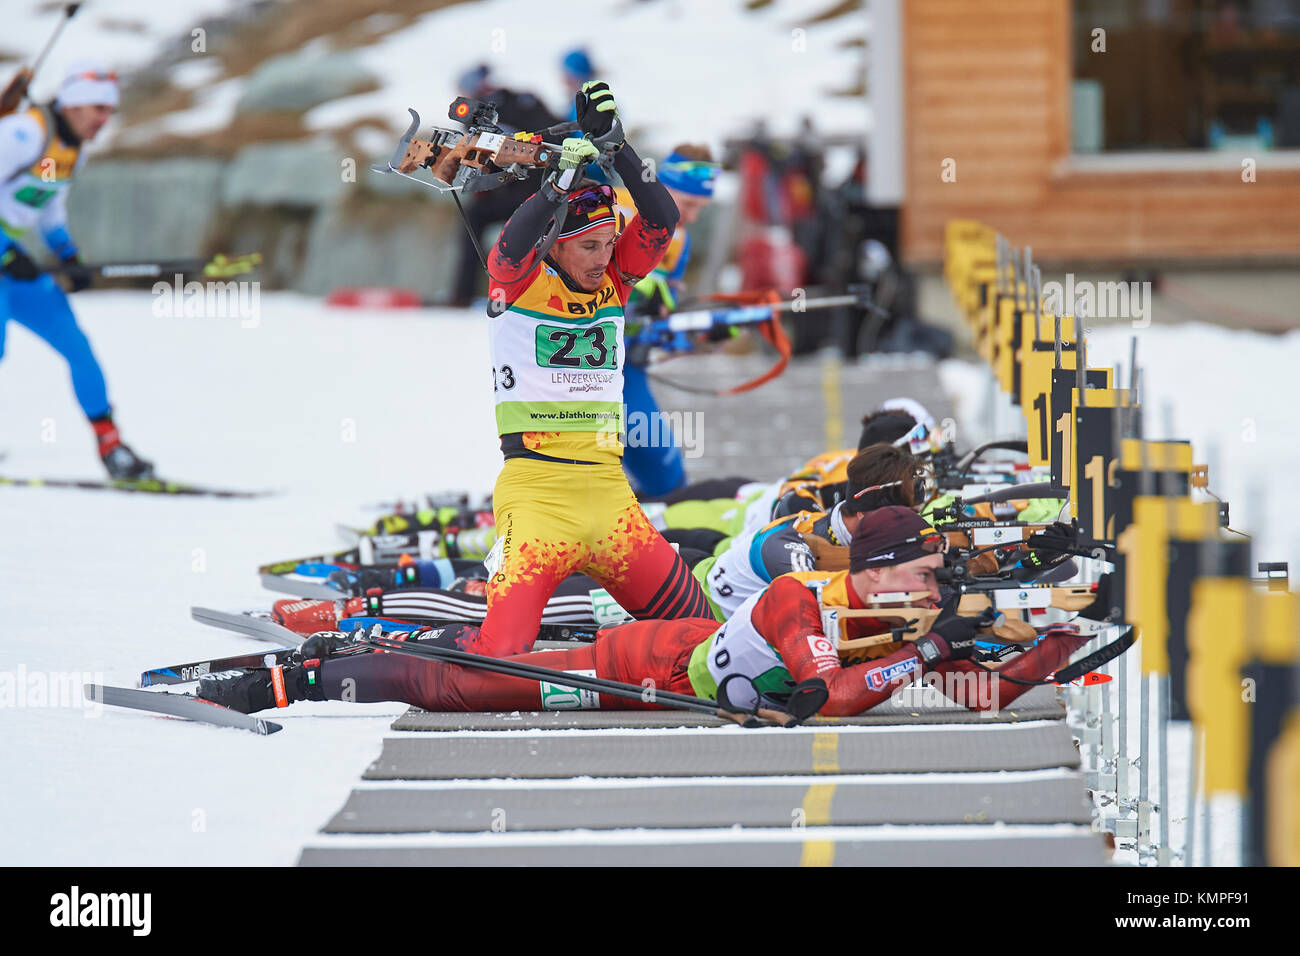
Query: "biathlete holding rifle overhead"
468 81 709 656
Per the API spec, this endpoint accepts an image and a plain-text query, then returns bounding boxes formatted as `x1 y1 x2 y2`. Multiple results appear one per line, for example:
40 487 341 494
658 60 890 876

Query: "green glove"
559 136 599 172
633 273 676 313
575 80 618 139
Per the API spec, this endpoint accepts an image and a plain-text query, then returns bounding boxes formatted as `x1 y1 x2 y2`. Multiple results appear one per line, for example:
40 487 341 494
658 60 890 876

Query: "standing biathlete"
0 62 153 478
200 506 1092 716
473 81 709 657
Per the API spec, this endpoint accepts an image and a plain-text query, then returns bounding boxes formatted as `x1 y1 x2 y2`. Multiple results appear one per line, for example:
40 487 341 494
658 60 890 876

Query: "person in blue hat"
613 144 720 498
560 49 595 118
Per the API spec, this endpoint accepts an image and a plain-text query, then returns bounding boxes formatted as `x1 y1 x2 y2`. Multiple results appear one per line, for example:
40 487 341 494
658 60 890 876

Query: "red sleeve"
928 630 1091 710
487 243 540 306
751 576 927 717
610 213 674 302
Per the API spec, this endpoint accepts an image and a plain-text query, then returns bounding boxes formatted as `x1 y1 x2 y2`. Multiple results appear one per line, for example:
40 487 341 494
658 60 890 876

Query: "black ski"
85 683 282 734
197 602 599 645
0 474 274 499
140 648 296 687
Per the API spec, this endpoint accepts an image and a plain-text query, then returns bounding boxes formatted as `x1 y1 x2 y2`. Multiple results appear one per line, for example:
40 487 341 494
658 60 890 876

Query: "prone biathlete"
0 62 153 478
468 81 709 657
696 441 928 619
198 506 1092 716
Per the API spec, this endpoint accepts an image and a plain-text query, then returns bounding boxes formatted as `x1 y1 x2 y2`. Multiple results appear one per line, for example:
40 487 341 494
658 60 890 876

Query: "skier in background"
0 61 154 479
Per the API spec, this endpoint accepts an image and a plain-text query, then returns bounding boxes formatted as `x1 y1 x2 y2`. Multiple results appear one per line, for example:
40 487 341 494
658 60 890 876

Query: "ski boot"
197 660 326 714
327 566 398 596
272 597 366 635
92 413 155 480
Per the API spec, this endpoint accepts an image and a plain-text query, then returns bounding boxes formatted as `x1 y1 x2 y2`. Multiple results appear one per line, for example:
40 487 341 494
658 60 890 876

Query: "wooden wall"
900 0 1300 264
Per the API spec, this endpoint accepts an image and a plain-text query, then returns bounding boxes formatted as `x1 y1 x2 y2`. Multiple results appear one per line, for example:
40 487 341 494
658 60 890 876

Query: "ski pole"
357 634 822 727
0 4 81 117
30 4 83 81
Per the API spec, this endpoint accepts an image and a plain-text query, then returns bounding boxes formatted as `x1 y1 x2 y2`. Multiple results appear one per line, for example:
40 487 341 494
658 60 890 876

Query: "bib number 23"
536 322 617 370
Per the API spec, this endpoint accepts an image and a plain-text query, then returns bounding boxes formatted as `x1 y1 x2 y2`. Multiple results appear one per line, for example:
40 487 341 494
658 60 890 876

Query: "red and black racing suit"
315 577 1088 714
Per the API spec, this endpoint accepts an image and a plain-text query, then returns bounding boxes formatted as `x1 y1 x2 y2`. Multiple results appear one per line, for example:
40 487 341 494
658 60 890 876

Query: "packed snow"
2 291 1283 865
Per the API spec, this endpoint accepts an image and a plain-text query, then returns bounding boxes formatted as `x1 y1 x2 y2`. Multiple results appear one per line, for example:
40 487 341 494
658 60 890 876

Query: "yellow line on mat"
811 732 839 773
800 839 835 867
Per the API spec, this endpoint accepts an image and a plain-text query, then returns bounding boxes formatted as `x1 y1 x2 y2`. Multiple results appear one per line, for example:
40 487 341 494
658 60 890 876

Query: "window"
1072 0 1300 152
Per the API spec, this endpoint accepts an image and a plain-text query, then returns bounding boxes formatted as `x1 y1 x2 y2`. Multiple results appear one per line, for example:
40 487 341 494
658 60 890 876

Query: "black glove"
1 243 40 281
914 608 981 664
60 253 94 293
574 80 618 140
1078 572 1119 623
298 630 351 661
1014 521 1079 581
1026 521 1079 555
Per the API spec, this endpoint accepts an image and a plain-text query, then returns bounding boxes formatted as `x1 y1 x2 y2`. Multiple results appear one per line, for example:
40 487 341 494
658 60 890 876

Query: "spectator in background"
615 145 720 497
560 49 596 120
449 64 562 307
558 48 609 185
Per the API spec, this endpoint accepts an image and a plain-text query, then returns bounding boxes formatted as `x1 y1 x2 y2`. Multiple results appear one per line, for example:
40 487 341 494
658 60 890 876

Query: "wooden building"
868 0 1300 265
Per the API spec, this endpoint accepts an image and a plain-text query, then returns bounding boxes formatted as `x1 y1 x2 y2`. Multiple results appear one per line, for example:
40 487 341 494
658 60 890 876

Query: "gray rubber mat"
671 354 956 483
363 723 1080 780
299 831 1104 866
390 684 1065 731
323 775 1092 833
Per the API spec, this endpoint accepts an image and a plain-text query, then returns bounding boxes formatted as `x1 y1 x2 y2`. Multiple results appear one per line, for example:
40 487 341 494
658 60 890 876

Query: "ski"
0 474 274 499
140 648 296 687
259 571 345 600
190 607 304 647
85 683 282 735
337 615 598 643
259 550 357 576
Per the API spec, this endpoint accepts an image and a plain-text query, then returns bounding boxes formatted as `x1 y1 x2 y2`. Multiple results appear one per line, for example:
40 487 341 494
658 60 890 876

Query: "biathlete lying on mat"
198 507 1092 717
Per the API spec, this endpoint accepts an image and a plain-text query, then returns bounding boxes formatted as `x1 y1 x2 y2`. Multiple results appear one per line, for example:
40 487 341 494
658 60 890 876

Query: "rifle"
935 567 1098 615
631 285 887 397
371 98 610 192
816 590 1042 667
629 285 885 352
0 4 81 117
371 97 622 270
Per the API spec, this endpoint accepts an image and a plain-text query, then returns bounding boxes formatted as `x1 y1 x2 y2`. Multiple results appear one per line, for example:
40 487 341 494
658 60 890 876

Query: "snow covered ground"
2 293 1290 865
1 292 499 866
